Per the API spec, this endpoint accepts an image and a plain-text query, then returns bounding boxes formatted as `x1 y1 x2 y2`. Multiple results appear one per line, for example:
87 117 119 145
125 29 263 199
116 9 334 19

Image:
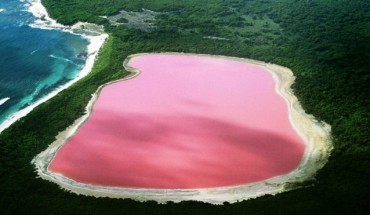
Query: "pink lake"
49 54 306 189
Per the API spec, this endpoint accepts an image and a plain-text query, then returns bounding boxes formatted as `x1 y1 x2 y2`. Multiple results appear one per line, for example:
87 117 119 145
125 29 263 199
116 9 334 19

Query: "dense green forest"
1 0 369 214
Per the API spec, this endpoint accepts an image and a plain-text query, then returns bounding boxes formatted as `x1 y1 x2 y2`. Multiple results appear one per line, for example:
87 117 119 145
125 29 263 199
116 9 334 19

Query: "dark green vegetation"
1 0 369 214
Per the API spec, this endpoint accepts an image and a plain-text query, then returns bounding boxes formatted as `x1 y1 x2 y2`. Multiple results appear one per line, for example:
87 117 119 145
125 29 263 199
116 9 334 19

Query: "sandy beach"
0 0 108 134
32 53 333 204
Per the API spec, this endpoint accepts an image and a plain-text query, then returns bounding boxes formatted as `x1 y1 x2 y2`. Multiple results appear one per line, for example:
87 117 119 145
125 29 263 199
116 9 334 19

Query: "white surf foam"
0 98 10 106
30 49 39 55
49 54 77 65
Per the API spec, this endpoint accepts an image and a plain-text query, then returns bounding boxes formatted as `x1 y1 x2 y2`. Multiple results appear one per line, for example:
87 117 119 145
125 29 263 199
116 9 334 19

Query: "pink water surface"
49 54 306 189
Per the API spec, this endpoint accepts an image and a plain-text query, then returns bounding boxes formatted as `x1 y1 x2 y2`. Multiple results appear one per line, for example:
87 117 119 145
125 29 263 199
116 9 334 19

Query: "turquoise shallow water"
0 0 89 127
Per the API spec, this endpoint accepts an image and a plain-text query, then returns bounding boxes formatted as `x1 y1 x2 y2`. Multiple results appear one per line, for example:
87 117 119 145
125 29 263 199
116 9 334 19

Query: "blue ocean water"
0 0 89 128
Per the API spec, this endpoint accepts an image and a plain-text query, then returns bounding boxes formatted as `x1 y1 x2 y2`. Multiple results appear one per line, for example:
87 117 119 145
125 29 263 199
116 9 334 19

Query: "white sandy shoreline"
0 0 108 134
32 52 333 204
